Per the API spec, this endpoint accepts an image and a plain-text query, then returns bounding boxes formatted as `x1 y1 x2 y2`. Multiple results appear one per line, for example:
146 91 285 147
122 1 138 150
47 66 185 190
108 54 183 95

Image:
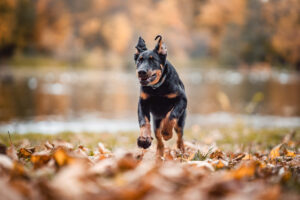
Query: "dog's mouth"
139 73 157 86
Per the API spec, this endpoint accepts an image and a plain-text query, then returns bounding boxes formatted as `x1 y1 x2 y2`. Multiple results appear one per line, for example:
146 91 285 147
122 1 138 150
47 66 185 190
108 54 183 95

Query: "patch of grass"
0 126 298 152
0 131 139 150
192 146 214 161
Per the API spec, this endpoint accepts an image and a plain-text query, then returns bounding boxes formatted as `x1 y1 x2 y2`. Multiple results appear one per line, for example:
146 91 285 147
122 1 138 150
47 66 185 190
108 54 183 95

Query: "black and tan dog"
134 35 187 156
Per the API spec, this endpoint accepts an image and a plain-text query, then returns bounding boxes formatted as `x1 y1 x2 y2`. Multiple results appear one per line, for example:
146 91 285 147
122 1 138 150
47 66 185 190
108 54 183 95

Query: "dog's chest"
148 95 176 117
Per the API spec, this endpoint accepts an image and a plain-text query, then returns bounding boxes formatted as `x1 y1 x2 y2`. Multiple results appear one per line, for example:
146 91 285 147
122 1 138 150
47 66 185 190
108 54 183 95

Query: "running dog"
135 35 187 156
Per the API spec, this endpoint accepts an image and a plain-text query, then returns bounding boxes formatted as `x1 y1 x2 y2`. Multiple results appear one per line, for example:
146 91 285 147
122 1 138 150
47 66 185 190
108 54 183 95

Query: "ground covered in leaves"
0 128 299 200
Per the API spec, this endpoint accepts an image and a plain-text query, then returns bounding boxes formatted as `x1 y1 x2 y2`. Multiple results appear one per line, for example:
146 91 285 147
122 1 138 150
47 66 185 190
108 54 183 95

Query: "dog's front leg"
137 98 153 149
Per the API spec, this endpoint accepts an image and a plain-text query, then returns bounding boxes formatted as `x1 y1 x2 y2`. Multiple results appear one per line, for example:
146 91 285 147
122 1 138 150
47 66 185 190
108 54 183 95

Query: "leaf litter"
0 131 299 200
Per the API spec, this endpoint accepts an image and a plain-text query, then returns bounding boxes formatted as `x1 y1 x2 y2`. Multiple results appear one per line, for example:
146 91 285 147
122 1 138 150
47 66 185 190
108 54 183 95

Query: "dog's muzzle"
138 70 157 86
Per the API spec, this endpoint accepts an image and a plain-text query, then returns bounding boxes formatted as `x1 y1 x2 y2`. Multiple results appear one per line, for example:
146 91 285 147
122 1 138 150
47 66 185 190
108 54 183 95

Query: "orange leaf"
242 154 253 160
213 160 225 169
53 148 75 167
18 148 34 158
31 153 52 169
284 149 295 157
117 153 138 171
226 161 256 180
269 144 283 160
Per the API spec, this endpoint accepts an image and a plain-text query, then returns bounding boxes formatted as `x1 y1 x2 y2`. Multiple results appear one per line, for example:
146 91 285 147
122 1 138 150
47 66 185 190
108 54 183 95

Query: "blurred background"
0 0 299 134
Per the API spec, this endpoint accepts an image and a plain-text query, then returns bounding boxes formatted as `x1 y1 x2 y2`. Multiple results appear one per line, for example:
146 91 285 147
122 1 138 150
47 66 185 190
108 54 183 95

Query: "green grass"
0 131 139 150
0 125 298 151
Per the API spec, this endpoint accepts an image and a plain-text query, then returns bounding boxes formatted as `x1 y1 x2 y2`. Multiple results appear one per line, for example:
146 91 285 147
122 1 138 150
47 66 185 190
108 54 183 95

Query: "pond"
0 67 299 133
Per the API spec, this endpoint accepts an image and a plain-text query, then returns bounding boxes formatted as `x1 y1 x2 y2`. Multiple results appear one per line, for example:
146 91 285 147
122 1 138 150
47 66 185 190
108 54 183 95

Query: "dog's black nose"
138 70 147 77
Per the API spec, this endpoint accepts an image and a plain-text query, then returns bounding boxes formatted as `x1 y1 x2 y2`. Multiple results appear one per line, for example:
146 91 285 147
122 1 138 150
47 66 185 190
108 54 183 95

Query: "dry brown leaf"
269 144 283 160
53 148 75 167
52 141 74 150
7 146 18 161
226 161 256 180
210 149 224 159
18 148 35 159
44 141 54 150
242 153 253 160
0 178 23 200
0 155 13 170
98 142 111 154
31 152 52 169
213 160 226 169
11 162 27 178
117 153 139 171
258 185 281 200
284 149 296 157
187 161 214 172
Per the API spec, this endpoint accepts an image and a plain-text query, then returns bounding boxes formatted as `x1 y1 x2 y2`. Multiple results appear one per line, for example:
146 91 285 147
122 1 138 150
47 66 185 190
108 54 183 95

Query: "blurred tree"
220 0 270 66
264 0 300 69
14 0 37 54
0 0 37 58
0 0 17 58
196 0 246 57
0 0 299 69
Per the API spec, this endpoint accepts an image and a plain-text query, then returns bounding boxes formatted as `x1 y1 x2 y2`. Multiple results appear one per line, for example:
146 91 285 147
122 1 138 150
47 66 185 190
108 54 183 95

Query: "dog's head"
134 35 167 86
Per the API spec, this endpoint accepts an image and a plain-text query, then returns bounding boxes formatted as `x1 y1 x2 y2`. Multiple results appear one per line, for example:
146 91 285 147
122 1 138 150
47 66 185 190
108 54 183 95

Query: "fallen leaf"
187 161 214 171
44 141 54 150
269 144 283 160
258 185 280 200
98 142 111 154
278 167 291 182
18 148 35 159
226 161 256 180
7 146 18 161
210 149 224 159
242 153 253 160
11 161 27 178
52 141 74 150
0 155 13 169
53 148 75 167
284 149 295 157
117 153 139 171
31 152 52 169
213 160 226 169
233 153 245 161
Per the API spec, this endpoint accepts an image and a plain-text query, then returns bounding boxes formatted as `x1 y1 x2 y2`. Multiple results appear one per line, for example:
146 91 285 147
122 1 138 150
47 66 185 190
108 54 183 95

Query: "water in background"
0 67 299 133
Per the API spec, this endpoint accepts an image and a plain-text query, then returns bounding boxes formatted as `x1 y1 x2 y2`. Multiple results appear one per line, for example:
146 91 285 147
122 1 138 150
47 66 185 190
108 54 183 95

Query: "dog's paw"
137 136 152 149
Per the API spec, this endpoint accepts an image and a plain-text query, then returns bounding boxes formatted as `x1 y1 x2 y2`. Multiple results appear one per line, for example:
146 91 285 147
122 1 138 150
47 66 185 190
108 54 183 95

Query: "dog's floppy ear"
154 35 167 65
134 37 147 62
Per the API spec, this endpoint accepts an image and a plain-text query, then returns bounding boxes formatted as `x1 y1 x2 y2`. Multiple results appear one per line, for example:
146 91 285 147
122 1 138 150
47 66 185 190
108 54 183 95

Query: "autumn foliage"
0 132 299 200
0 0 299 68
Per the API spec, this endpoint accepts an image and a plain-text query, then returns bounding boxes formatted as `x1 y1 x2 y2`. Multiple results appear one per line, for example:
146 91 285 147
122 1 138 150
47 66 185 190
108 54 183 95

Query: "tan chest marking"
140 92 149 100
165 93 177 98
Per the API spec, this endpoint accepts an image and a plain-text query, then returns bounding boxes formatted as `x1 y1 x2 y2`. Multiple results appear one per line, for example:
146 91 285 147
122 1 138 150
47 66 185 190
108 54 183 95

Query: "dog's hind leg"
160 111 175 141
153 118 164 157
174 110 186 153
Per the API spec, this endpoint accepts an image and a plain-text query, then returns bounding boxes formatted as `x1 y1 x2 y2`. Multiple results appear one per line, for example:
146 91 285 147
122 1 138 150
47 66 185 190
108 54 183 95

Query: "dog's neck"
149 64 167 89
